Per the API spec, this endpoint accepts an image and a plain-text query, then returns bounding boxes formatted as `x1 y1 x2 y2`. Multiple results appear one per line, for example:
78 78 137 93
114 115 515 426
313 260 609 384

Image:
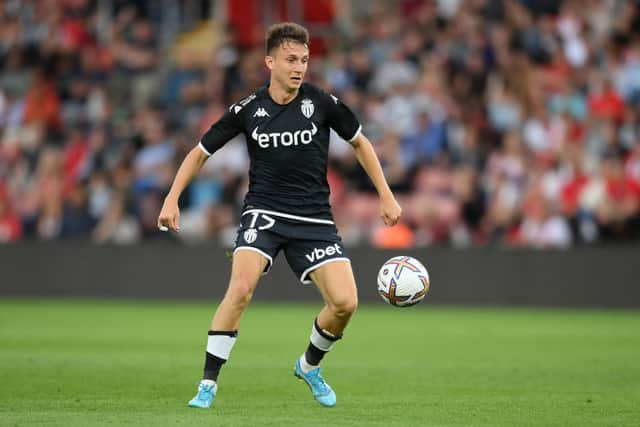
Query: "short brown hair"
266 22 309 54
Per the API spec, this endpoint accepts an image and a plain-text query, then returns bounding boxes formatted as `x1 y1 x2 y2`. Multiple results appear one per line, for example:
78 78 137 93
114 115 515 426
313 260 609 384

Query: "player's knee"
227 275 256 307
330 296 358 319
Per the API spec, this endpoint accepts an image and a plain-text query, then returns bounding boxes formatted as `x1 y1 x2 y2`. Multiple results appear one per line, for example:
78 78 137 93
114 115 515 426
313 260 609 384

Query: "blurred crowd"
1 0 640 248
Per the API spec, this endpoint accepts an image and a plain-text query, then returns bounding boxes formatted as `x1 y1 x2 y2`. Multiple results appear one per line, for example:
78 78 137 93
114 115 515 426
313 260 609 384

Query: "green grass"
0 299 639 426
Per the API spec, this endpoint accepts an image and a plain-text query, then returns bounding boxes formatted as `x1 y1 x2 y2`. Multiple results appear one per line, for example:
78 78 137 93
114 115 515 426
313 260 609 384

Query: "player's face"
266 41 309 93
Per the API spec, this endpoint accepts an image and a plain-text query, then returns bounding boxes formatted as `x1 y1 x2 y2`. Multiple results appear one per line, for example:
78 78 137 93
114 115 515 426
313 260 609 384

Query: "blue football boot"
187 380 217 408
294 359 337 407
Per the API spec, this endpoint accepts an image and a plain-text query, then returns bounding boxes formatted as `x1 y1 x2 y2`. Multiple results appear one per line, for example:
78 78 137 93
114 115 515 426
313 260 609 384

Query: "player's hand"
381 195 402 226
157 199 180 233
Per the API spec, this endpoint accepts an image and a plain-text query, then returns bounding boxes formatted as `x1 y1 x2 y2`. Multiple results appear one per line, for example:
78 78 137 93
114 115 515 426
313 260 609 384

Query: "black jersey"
199 83 361 222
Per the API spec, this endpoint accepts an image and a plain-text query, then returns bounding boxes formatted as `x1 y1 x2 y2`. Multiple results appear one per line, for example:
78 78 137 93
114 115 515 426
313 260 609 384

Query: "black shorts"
233 209 350 284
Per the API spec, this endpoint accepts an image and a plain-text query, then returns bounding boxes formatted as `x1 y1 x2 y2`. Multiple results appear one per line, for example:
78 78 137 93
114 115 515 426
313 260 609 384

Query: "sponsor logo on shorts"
305 243 342 263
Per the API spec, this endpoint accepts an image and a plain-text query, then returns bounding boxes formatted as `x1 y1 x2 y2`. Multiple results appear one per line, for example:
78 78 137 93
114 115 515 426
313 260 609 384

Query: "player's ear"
265 55 274 71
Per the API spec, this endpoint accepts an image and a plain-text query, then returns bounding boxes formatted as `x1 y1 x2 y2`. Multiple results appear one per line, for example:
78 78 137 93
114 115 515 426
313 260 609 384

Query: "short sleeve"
198 108 244 156
325 93 362 143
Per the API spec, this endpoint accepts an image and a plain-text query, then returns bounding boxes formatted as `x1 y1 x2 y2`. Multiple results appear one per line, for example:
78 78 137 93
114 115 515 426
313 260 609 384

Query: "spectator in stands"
1 0 640 248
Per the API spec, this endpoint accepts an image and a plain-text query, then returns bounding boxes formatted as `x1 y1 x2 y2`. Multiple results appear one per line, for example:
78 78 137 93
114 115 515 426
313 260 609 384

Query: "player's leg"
210 248 269 331
294 259 358 407
188 249 268 409
310 260 358 338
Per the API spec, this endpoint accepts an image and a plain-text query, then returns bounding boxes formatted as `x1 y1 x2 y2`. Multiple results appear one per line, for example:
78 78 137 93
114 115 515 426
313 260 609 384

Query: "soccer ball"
377 256 430 307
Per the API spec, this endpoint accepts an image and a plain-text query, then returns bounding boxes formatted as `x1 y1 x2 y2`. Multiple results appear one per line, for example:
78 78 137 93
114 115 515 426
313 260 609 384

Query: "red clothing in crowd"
560 174 589 215
0 211 22 242
62 135 89 196
23 79 61 131
588 88 625 121
0 186 22 242
606 176 640 203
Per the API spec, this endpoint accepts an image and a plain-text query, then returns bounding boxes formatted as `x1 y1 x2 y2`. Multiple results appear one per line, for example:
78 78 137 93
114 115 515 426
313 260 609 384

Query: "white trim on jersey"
348 125 362 143
300 257 351 285
198 142 212 156
233 246 273 275
241 209 335 225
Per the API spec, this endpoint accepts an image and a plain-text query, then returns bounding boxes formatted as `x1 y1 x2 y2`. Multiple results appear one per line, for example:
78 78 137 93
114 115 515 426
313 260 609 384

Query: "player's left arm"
350 132 402 227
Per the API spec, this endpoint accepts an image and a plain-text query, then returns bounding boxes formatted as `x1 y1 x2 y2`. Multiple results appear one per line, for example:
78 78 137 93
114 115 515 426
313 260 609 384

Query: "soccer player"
158 22 401 408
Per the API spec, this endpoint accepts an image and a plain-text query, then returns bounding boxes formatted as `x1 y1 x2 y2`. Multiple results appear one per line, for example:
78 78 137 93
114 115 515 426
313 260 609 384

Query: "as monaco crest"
301 99 314 118
243 228 257 243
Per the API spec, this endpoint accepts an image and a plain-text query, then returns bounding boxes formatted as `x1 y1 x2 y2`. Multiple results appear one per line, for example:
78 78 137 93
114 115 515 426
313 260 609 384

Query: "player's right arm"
158 104 245 232
157 147 209 232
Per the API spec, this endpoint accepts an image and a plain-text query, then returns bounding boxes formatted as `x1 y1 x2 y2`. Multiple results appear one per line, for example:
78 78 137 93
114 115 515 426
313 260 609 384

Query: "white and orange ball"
377 256 430 307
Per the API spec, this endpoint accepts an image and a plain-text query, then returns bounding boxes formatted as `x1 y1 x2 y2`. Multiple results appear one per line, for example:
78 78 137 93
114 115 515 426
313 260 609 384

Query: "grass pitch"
0 299 639 426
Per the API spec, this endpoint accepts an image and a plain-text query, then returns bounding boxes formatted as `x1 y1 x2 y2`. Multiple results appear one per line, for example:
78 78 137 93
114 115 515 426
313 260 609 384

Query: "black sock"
304 342 327 366
203 330 238 382
304 319 342 365
203 352 226 382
